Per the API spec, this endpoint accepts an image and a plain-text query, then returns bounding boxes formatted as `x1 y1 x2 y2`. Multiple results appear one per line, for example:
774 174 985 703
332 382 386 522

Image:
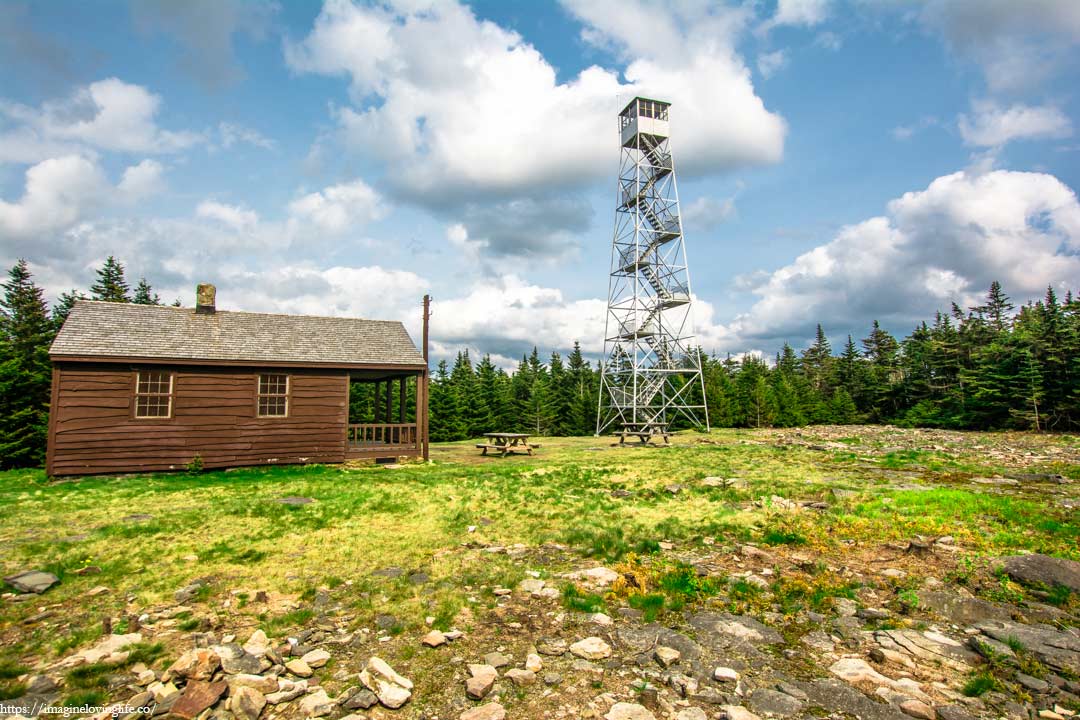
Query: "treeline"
1 257 1077 470
0 257 171 468
426 282 1080 439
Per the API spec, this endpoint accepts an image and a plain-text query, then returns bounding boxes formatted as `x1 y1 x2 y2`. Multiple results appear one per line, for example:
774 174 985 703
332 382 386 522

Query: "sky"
1 0 1079 368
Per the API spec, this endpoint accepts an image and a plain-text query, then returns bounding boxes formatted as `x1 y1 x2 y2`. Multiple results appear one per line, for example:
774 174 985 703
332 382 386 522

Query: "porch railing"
348 423 418 449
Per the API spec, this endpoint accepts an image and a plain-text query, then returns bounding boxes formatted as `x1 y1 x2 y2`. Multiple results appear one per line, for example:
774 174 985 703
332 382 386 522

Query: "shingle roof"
50 301 425 367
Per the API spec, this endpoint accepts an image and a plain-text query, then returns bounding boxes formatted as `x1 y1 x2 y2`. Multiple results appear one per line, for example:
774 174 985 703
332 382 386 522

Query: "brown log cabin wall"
48 363 349 476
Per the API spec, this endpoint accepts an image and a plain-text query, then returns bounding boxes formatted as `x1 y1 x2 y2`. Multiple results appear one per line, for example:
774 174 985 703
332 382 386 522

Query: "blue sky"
1 0 1079 367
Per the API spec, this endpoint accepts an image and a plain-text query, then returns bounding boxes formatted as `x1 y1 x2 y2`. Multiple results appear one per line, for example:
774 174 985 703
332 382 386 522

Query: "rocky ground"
1 427 1078 720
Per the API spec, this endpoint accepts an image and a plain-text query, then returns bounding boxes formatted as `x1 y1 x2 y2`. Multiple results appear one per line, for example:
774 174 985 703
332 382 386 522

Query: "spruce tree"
90 256 131 302
0 260 53 468
133 278 162 305
51 289 87 330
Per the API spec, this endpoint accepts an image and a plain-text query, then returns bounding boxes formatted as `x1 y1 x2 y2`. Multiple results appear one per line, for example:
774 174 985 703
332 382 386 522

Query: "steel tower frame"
596 97 709 435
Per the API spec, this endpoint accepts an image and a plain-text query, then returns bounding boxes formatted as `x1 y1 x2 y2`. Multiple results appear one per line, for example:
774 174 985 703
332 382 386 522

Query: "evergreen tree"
0 261 53 468
428 360 464 441
51 289 87 330
133 278 162 305
449 350 480 437
90 256 131 302
861 320 900 420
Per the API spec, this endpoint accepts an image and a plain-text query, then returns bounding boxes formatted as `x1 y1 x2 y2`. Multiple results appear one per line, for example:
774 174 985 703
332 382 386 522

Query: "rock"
165 648 221 681
590 612 614 625
301 649 330 668
3 570 60 594
830 658 895 687
936 707 977 720
801 679 910 720
342 689 378 710
299 688 334 717
1039 713 1065 720
605 702 657 720
359 656 412 709
665 484 683 495
243 630 271 657
677 710 708 720
567 567 620 586
265 679 307 705
148 681 180 705
518 578 546 594
900 700 936 720
543 672 562 685
570 636 612 660
525 653 543 672
749 689 804 717
977 620 1080 675
688 613 784 645
228 686 267 720
285 659 313 677
422 630 447 647
654 646 681 668
466 664 498 700
917 591 1011 625
1001 554 1080 593
170 680 227 720
276 496 313 505
214 643 263 674
505 668 536 686
484 651 511 668
714 667 740 683
228 674 279 695
721 707 761 720
834 598 858 617
461 703 506 720
881 568 907 579
776 682 808 701
1016 672 1050 692
537 638 568 656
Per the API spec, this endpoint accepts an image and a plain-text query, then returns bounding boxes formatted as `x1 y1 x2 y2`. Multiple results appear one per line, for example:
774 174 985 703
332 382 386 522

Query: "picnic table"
476 432 539 457
614 422 671 446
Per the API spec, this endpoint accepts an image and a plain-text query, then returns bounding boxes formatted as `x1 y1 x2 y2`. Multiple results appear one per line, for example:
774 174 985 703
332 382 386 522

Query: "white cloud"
682 195 737 231
758 0 830 35
0 155 108 240
196 200 259 231
814 31 842 50
0 78 201 160
958 100 1072 148
286 178 386 235
720 169 1080 348
118 159 166 201
286 0 785 204
757 50 788 79
917 0 1080 92
218 122 275 150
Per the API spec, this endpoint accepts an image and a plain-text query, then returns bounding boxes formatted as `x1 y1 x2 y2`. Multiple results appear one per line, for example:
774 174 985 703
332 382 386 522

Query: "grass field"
1 425 1078 701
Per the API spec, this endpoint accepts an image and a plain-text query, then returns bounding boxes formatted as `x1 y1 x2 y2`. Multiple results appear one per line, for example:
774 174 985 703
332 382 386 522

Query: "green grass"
963 673 999 697
0 660 28 680
0 681 27 701
562 585 606 614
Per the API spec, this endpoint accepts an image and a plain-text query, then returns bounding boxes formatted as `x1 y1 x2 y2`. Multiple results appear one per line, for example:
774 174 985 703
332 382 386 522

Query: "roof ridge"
72 299 403 325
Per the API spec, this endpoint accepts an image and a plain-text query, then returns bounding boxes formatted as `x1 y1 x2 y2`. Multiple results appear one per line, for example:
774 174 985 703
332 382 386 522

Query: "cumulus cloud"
720 169 1080 349
757 50 788 79
958 100 1072 147
196 200 259 231
917 0 1080 92
286 179 385 235
218 122 276 151
0 78 201 161
759 0 830 34
0 155 108 240
682 195 737 231
117 159 166 201
287 0 785 204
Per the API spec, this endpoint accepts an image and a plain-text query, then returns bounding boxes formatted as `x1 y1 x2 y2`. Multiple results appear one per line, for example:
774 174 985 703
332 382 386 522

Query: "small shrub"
0 661 28 680
187 454 204 474
628 593 665 622
562 584 606 614
962 673 998 697
0 681 28 701
760 526 807 546
61 689 108 708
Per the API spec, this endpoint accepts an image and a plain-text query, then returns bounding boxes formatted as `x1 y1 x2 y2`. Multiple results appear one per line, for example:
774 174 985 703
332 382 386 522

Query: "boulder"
525 653 543 672
721 707 762 720
461 703 506 720
285 659 313 677
169 680 227 720
570 636 612 660
242 630 271 657
900 700 936 720
1001 554 1080 593
422 630 446 647
504 668 536 686
484 652 511 668
359 656 412 709
605 703 657 720
213 643 263 674
166 649 221 682
300 649 330 668
342 689 378 710
3 570 59 594
228 686 267 720
466 664 498 700
265 679 307 705
654 646 680 668
299 688 333 717
227 674 278 695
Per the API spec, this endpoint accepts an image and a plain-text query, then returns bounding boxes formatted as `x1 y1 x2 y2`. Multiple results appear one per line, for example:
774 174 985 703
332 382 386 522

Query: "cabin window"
258 374 289 417
134 370 173 418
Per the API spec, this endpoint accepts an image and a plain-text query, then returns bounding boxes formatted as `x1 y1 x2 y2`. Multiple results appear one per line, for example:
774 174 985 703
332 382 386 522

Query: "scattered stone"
484 651 511 668
276 496 313 505
1001 554 1080 593
900 700 936 720
605 702 657 720
243 629 271 657
422 630 447 647
1039 712 1066 720
654 646 681 668
677 710 708 720
371 566 404 579
214 643 263 674
570 636 612 660
228 674 279 695
537 638 568 656
228 686 267 720
3 570 59 594
749 688 804 717
721 706 762 720
301 648 330 668
461 703 506 720
342 689 378 710
590 612 614 625
714 667 740 683
299 688 334 717
148 681 180 705
265 679 307 705
285 659 313 678
518 578 546 594
166 648 221 681
936 707 976 720
86 585 109 597
1016 672 1050 692
566 567 620 586
665 484 683 495
408 572 429 585
505 668 536 686
543 672 562 686
170 680 227 720
525 653 543 672
834 598 858 616
466 664 498 700
359 656 413 709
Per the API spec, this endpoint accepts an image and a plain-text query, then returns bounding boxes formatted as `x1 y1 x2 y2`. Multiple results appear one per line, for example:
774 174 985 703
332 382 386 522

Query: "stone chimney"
196 283 216 314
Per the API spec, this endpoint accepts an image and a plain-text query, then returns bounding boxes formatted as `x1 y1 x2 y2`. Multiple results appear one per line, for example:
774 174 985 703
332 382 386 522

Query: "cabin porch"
345 369 427 460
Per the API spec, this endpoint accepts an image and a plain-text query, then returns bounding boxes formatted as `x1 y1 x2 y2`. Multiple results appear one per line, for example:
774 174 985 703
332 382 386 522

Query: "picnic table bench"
614 422 671 446
476 432 539 457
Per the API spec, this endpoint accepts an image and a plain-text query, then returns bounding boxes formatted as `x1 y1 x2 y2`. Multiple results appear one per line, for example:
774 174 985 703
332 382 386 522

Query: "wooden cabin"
46 285 429 476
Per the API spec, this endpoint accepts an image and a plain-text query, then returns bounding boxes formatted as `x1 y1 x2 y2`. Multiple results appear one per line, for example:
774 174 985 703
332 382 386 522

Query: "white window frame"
134 370 174 419
257 373 289 418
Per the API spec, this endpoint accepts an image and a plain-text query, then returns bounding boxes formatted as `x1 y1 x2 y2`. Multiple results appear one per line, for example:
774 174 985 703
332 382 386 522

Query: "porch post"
384 379 392 424
373 382 381 422
422 294 431 461
399 377 406 423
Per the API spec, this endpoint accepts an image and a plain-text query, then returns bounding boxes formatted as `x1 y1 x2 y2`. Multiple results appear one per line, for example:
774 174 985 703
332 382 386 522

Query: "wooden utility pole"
422 295 431 461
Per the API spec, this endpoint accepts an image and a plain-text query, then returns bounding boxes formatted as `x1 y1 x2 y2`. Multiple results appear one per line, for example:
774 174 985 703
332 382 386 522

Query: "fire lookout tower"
596 97 709 438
